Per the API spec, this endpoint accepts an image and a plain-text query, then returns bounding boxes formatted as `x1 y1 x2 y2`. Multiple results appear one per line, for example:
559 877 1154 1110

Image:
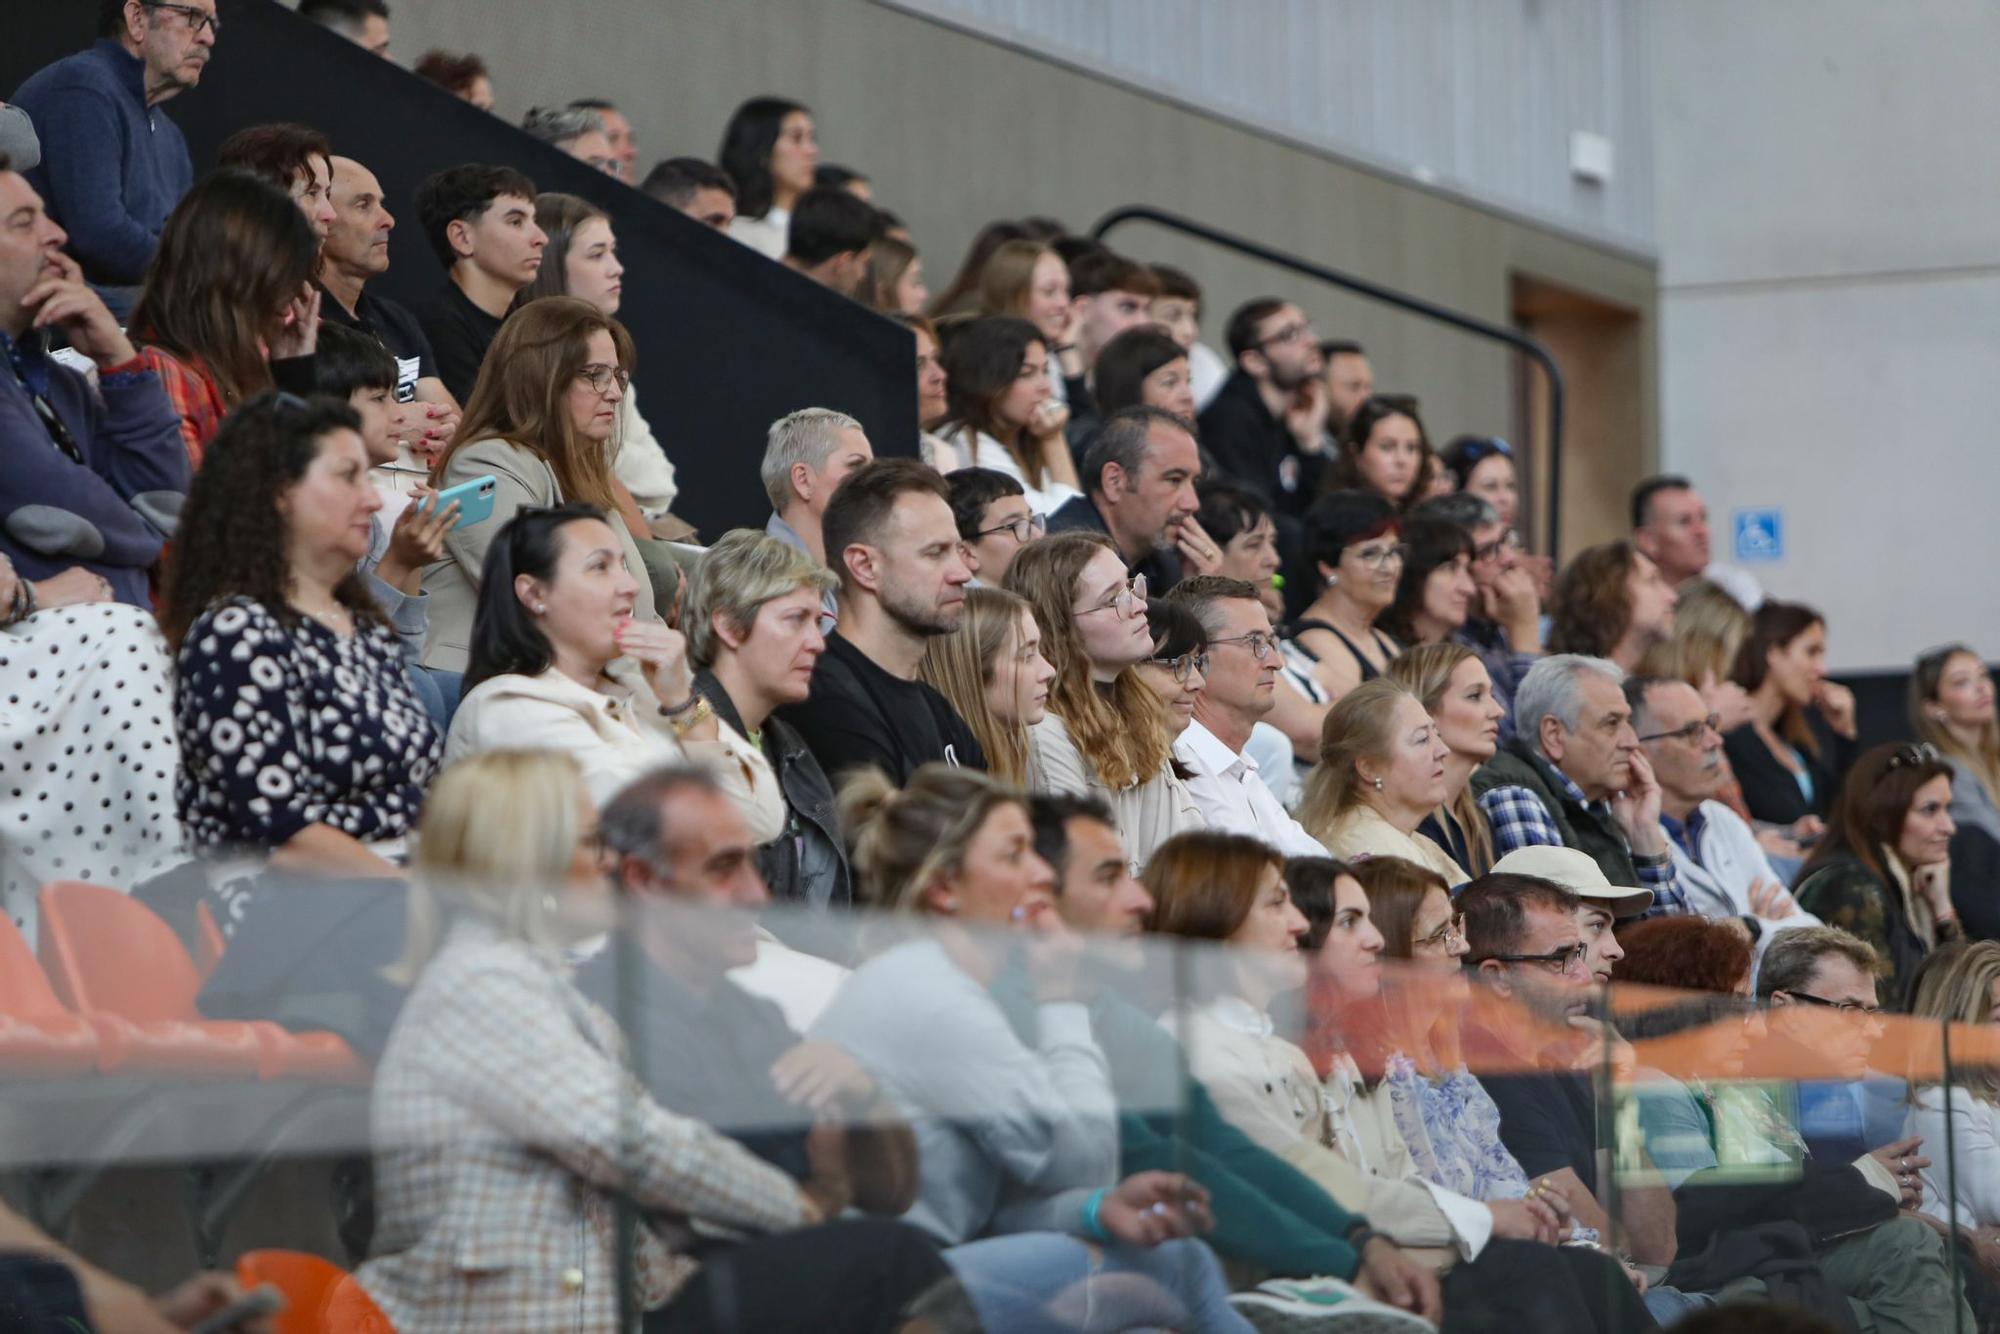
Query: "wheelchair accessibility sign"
1733 509 1784 563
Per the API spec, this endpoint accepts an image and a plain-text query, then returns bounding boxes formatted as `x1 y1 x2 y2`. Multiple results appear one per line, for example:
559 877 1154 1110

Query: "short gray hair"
1755 926 1880 1000
1413 492 1499 530
1513 653 1625 753
1080 406 1195 496
759 407 864 511
685 528 837 669
521 105 605 149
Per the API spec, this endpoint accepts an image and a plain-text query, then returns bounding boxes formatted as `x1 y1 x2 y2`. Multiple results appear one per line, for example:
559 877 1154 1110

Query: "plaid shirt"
357 918 804 1332
138 345 225 472
1478 766 1689 918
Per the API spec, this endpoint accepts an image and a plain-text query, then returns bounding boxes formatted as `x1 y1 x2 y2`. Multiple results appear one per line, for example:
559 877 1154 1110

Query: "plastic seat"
185 895 364 1082
234 1249 347 1333
0 914 99 1074
325 1273 396 1332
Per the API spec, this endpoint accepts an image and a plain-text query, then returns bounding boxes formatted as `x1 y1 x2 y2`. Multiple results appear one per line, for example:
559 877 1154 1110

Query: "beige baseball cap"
1491 845 1654 919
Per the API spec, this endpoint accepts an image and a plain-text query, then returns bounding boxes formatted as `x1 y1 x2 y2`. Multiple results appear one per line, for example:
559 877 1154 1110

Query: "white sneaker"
1229 1276 1436 1332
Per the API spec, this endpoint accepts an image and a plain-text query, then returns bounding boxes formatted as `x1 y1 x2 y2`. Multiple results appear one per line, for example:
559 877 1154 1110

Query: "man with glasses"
1166 576 1327 856
1413 492 1542 741
946 466 1038 587
1199 298 1330 517
12 0 216 306
761 407 876 632
1049 406 1218 594
1631 675 1821 948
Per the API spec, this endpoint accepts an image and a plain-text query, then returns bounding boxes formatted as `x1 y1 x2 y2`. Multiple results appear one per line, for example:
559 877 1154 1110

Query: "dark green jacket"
1470 736 1642 888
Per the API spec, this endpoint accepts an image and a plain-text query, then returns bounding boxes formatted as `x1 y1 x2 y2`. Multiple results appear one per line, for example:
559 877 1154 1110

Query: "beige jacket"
420 437 659 673
446 662 784 837
1029 713 1204 870
1324 805 1470 888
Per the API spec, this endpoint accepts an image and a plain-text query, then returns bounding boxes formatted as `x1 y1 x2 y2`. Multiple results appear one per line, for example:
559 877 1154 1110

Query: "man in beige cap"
1491 845 1652 986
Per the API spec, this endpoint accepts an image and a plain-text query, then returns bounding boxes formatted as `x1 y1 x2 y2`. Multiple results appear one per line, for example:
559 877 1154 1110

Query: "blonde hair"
1908 941 2000 1105
1298 679 1422 846
1003 532 1170 791
1641 576 1749 691
919 587 1036 785
388 750 590 984
975 239 1054 318
684 527 837 670
840 763 1024 915
1912 645 2000 809
1385 643 1495 874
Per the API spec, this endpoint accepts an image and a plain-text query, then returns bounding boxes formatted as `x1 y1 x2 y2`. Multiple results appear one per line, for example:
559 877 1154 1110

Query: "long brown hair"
1340 855 1461 1079
1143 830 1285 942
1548 540 1639 659
130 170 319 406
975 239 1054 319
516 192 607 307
1911 645 2000 807
1297 678 1422 847
919 587 1036 785
1386 642 1496 873
1004 533 1170 791
1732 600 1826 758
1802 742 1954 889
941 315 1046 483
437 296 629 512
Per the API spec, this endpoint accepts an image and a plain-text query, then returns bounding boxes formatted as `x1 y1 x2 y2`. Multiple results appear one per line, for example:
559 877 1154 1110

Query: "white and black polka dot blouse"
174 596 441 851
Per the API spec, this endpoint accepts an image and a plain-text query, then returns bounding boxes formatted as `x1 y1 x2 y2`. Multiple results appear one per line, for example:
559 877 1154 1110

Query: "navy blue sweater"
11 40 193 287
0 333 187 605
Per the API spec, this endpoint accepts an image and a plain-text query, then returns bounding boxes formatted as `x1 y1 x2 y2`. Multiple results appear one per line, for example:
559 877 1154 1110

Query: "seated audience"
1379 514 1476 648
1062 249 1161 405
917 585 1054 788
1319 340 1376 443
774 459 984 784
1905 941 2000 1232
864 233 927 314
945 466 1038 585
1912 644 2000 935
1199 481 1286 619
972 239 1074 387
1093 321 1199 423
130 170 321 467
897 312 959 470
1289 490 1404 697
1048 406 1216 592
569 97 637 180
12 0 211 302
1167 575 1327 857
685 528 853 916
1413 492 1540 740
781 185 882 298
163 393 440 900
1439 435 1518 528
1147 835 1638 1331
926 218 1031 318
1638 577 1753 744
215 121 336 243
1631 474 1763 608
1724 600 1859 829
421 295 660 672
1199 298 1328 514
1148 261 1230 410
1471 654 1687 915
1330 396 1433 511
1793 743 1960 1008
641 155 739 231
414 163 547 402
412 49 494 110
0 158 185 607
810 767 1275 1334
720 95 817 260
814 162 871 199
1386 644 1505 877
1547 540 1678 673
1629 673 1819 946
1300 679 1468 886
760 406 873 628
939 315 1081 517
447 505 780 830
300 0 392 55
1005 532 1200 865
521 104 618 175
360 750 948 1332
1133 596 1209 744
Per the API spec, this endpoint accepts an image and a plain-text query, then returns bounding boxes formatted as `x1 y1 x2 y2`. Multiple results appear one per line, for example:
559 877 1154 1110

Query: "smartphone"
188 1284 286 1334
430 474 498 530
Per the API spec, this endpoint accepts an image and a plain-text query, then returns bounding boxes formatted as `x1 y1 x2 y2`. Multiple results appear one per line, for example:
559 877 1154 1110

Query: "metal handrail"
1093 204 1567 561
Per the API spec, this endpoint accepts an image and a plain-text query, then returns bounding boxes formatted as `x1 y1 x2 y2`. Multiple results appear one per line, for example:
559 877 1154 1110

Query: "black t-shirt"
1045 492 1185 593
323 286 440 403
417 281 506 404
774 631 987 787
1197 370 1325 515
1481 1065 1601 1195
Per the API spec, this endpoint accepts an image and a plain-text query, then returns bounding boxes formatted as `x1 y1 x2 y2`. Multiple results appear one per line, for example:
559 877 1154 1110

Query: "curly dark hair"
161 393 385 649
1611 915 1753 995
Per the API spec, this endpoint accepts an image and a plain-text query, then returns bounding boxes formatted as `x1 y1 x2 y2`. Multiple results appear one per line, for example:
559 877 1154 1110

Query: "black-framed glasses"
975 513 1045 545
1209 631 1277 662
1351 542 1408 571
1639 714 1722 746
1148 651 1209 684
1415 914 1466 952
1773 988 1882 1017
1886 742 1942 772
1076 573 1146 618
576 363 631 396
1473 942 1588 976
144 1 220 34
1254 321 1315 350
1473 529 1523 562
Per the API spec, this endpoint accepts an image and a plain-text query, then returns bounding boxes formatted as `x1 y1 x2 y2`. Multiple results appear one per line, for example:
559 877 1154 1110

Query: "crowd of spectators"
0 3 1993 1331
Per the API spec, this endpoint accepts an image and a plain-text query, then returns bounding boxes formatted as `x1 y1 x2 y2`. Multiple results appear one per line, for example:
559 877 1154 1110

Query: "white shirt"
951 428 1082 519
1189 340 1230 412
1174 719 1327 858
1665 799 1821 972
727 208 789 260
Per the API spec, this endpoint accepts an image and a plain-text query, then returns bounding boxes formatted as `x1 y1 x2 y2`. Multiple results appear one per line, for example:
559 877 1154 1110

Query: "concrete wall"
1653 1 2000 671
374 0 1658 554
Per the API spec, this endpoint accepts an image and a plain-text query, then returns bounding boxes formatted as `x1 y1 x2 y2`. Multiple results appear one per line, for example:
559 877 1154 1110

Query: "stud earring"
1372 776 1384 792
535 604 547 615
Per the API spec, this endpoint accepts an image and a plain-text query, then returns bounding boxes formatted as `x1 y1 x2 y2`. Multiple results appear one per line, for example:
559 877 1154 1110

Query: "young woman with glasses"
1298 679 1469 888
1132 597 1209 742
1004 533 1200 867
1286 490 1406 700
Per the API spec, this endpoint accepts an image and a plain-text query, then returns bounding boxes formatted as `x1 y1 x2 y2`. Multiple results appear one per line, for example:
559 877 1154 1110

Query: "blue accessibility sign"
1733 509 1784 563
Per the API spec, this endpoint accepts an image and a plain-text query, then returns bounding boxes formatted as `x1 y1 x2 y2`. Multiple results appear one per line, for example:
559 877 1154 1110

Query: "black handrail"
1093 204 1567 561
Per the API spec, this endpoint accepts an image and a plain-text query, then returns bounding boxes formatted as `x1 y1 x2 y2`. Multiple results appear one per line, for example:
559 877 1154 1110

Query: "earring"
1324 572 1339 587
535 604 547 615
1372 776 1384 792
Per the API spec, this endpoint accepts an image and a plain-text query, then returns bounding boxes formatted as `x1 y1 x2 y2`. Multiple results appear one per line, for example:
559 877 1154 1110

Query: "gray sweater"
810 936 1118 1244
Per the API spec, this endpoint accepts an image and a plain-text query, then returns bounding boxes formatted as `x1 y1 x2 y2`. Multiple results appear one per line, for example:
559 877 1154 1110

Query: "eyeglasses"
1774 988 1882 1017
1473 529 1523 563
1638 714 1722 746
1255 321 1315 350
1148 651 1209 684
1208 631 1277 662
1350 542 1408 571
576 363 631 396
1475 942 1589 976
144 1 220 34
1414 914 1466 952
1886 742 1942 773
1076 572 1147 618
975 513 1046 545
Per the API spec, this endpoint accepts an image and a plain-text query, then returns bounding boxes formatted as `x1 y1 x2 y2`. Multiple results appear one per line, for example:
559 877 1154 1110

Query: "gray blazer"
419 436 658 672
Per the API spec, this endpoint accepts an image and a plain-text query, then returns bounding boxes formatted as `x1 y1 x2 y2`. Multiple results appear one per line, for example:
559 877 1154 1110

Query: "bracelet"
1343 1222 1384 1256
665 695 713 739
3 575 36 626
1080 1187 1110 1243
659 692 701 718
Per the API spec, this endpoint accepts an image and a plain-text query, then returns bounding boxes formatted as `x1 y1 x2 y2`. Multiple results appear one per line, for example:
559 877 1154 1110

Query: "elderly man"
1048 406 1221 593
1470 654 1688 917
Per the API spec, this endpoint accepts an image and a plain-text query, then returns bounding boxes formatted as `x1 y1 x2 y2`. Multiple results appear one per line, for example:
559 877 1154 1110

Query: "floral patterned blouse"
1383 1055 1532 1203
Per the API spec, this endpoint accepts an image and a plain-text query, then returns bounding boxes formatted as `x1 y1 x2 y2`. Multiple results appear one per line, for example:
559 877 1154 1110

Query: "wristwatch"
664 695 713 739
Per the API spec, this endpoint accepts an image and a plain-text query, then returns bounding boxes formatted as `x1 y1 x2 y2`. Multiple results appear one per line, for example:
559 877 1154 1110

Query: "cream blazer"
1324 805 1470 888
446 662 784 838
1029 712 1204 870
